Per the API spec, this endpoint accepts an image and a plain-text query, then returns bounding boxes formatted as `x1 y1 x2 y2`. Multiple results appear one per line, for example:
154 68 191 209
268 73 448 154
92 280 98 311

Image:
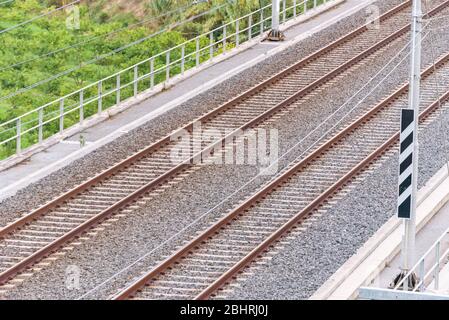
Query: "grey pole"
393 0 422 290
403 0 421 273
391 0 422 291
268 0 284 41
272 0 279 31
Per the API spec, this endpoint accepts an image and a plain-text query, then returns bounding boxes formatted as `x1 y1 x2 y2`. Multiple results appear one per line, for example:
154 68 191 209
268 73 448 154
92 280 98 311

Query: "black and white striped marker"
397 109 415 219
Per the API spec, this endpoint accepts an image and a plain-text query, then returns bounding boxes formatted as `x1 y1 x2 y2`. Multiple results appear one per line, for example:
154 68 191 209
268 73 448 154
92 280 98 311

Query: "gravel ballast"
3 0 449 300
0 0 405 227
225 106 449 300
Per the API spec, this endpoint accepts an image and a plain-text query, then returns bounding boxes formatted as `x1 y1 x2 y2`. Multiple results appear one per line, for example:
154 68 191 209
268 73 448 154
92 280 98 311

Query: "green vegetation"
0 0 321 159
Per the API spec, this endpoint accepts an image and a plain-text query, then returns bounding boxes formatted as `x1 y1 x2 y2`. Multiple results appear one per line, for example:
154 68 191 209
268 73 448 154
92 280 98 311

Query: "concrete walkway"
0 0 376 200
311 161 449 300
376 198 449 292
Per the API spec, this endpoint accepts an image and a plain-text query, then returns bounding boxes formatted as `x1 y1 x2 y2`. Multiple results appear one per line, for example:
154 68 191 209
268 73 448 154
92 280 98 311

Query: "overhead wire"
0 0 14 5
0 0 80 35
77 25 427 300
0 1 203 73
0 2 228 104
423 0 449 164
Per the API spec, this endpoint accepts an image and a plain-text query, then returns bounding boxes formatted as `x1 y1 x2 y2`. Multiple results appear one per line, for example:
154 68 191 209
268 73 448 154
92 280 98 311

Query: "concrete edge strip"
310 161 449 300
0 0 372 201
0 0 346 173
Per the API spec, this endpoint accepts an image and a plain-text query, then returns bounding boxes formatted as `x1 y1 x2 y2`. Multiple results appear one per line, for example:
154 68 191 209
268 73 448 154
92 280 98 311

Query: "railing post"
209 32 214 59
223 25 227 53
196 37 200 66
16 118 21 154
98 81 103 114
79 90 84 124
134 65 139 97
166 51 170 82
1 4 334 163
116 74 121 105
434 242 440 290
235 19 239 46
419 259 425 292
59 99 64 133
248 14 252 40
304 0 308 14
181 44 185 74
282 0 286 23
150 58 154 89
38 108 43 143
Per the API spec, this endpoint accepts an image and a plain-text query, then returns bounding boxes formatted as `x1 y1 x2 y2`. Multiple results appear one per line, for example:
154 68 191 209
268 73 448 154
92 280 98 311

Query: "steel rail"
0 0 414 239
113 50 449 300
195 92 449 300
0 0 408 128
0 0 433 286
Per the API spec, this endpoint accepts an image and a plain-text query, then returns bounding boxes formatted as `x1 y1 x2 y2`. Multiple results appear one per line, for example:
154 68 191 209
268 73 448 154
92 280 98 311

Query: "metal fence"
393 226 449 292
359 225 449 300
0 0 328 161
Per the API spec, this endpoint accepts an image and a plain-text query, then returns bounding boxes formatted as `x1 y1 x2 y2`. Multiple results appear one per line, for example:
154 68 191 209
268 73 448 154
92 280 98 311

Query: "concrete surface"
428 259 449 295
311 161 449 300
0 0 375 201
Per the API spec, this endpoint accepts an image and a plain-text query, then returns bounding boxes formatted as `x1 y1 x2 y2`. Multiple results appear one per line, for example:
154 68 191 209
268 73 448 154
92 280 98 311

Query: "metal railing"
0 0 328 161
394 226 449 292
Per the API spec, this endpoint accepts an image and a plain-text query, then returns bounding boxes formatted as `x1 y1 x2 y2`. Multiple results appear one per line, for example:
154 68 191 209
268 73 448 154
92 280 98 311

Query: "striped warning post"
397 109 415 219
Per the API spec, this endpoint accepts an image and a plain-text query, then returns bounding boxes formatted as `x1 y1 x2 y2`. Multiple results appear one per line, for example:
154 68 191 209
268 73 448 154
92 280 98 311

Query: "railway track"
113 46 449 300
0 0 447 290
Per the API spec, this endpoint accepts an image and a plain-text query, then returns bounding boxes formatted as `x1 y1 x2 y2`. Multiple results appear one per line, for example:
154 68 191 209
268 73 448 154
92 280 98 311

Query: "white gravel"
224 105 449 299
0 0 405 227
4 0 449 300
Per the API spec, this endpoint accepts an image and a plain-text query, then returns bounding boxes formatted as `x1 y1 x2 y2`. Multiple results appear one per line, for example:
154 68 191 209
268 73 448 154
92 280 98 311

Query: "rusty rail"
0 0 414 238
113 49 449 300
0 0 432 286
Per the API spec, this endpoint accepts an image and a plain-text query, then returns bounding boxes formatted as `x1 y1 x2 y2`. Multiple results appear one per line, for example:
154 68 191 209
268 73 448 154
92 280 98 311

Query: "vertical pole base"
267 29 285 41
389 270 419 291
